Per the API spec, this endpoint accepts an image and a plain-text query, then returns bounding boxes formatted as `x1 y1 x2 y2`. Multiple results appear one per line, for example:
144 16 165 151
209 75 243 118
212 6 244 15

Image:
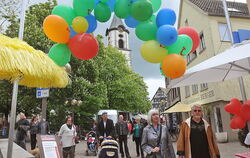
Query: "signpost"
36 88 49 128
37 135 62 158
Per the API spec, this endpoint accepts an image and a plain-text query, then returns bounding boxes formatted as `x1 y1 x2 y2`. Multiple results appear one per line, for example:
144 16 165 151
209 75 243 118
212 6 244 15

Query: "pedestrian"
132 116 144 158
96 112 115 143
16 113 30 150
115 115 131 158
127 120 132 136
30 115 39 150
177 104 220 158
141 109 176 158
59 116 77 158
38 118 50 135
2 118 8 137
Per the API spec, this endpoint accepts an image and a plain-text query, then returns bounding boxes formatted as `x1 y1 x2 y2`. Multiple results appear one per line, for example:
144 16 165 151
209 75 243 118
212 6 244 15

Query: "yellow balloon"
140 40 168 63
72 16 89 33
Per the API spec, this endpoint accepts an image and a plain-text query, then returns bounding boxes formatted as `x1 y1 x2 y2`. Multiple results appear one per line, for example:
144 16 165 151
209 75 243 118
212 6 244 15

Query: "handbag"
146 125 162 158
73 125 79 144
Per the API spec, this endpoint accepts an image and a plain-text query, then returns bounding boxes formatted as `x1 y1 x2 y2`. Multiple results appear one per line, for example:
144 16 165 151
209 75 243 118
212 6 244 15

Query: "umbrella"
162 102 191 113
169 41 250 88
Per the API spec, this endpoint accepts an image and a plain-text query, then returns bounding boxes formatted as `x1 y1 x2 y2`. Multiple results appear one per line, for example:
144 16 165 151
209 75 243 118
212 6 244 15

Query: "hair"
31 115 37 122
147 108 159 124
191 104 202 111
65 116 73 123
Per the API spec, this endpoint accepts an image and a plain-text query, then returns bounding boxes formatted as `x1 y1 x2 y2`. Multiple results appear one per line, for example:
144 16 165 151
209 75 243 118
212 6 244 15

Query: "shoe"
121 155 124 158
136 154 140 157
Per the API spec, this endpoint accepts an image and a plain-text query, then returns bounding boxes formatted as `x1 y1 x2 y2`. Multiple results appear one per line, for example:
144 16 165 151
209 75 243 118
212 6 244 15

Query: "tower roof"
110 14 124 29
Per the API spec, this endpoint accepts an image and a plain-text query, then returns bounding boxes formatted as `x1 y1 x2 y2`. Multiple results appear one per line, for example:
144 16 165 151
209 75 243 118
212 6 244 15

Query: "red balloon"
68 34 99 60
240 103 250 121
224 98 241 115
178 27 200 53
230 115 246 129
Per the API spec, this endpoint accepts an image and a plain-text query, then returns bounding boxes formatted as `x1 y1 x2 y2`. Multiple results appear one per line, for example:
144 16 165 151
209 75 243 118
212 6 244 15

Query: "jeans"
30 134 37 150
119 135 130 157
134 137 144 158
63 145 75 158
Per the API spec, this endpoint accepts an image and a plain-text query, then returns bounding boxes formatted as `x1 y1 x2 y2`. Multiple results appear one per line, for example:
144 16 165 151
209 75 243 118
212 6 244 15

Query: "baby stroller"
98 138 119 158
85 131 98 156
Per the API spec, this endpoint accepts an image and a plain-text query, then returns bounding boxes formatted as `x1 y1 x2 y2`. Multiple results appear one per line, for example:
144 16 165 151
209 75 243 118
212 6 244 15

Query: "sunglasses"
193 110 202 112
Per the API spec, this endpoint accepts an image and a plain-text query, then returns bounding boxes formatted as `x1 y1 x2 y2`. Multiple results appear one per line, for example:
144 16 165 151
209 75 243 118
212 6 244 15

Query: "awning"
162 102 191 113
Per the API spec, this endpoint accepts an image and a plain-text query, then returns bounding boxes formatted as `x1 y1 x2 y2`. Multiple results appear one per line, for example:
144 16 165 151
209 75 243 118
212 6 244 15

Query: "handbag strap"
157 125 162 147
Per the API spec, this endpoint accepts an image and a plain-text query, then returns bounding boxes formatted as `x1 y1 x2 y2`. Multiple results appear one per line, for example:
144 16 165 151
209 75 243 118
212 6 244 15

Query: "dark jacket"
38 121 50 134
132 123 144 140
96 119 115 138
115 121 129 136
16 119 29 141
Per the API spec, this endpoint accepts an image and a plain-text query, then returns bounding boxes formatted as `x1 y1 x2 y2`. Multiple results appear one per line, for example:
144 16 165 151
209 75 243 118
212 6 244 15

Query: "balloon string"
88 9 91 15
160 44 165 48
180 47 186 56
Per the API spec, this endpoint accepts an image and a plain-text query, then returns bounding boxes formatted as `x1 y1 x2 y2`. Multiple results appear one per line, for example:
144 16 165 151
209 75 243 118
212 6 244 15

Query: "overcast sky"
27 0 246 99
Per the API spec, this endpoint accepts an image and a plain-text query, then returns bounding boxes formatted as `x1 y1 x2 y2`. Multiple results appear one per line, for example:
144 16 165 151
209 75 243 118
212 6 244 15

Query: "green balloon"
167 35 193 56
94 3 111 22
73 0 94 17
131 0 153 21
52 5 76 25
150 0 161 13
101 0 109 2
48 44 71 67
146 14 156 24
135 21 157 41
114 0 130 19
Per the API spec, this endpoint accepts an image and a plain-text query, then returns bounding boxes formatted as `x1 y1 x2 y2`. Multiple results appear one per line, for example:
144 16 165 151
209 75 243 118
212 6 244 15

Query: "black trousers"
118 135 130 157
30 134 37 150
63 145 75 158
134 137 144 158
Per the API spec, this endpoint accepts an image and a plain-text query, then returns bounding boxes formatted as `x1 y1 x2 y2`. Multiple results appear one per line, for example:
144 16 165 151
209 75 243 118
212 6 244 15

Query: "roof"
110 15 124 29
187 0 250 18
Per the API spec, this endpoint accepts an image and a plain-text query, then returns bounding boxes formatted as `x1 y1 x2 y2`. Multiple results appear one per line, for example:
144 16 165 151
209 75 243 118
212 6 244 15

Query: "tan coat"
177 118 220 158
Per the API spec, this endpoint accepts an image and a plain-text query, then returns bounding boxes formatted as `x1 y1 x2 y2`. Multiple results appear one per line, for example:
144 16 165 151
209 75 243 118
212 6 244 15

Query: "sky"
27 0 246 99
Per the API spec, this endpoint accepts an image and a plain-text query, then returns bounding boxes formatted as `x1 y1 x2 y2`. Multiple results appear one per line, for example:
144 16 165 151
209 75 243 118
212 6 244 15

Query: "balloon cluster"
224 98 250 129
43 0 200 79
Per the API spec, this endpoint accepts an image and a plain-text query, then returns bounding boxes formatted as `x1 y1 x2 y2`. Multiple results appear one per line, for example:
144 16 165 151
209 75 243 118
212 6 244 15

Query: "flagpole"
7 0 27 157
222 0 249 129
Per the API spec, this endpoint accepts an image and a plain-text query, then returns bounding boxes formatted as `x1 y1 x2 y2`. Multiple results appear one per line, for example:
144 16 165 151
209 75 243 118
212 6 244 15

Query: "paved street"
73 137 250 158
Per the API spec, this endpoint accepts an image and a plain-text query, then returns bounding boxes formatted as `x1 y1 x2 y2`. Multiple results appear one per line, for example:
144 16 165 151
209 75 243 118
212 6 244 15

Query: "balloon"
157 25 178 46
135 21 157 41
107 0 116 11
101 0 109 2
156 8 176 27
224 98 241 115
161 54 186 79
52 5 76 25
140 40 167 63
178 27 200 53
131 0 153 22
230 115 246 129
114 0 130 19
167 35 193 56
73 0 95 17
70 27 77 38
43 15 70 43
240 103 250 121
149 0 161 12
94 2 111 22
68 34 99 60
48 44 71 66
85 14 97 33
125 16 139 28
95 0 100 7
72 16 89 33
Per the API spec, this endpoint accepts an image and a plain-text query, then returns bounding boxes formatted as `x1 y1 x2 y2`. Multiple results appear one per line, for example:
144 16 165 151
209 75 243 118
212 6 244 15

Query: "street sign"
36 88 49 98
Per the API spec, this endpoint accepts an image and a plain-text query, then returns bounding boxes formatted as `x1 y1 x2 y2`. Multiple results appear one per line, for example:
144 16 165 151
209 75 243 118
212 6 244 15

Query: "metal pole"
41 98 47 121
7 80 19 158
7 0 27 157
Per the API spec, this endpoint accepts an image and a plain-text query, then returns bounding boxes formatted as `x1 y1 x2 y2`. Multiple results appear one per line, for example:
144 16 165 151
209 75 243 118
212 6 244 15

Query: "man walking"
177 105 220 158
16 113 29 150
96 112 115 143
115 115 131 158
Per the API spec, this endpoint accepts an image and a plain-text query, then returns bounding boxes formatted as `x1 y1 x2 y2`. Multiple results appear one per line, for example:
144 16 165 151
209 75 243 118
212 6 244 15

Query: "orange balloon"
161 54 186 79
43 15 70 43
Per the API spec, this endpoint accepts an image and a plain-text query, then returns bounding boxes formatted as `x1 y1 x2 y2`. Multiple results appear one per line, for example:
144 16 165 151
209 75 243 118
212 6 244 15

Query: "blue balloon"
107 0 116 12
85 14 97 33
156 8 176 27
95 0 100 7
157 25 177 46
125 16 139 28
70 27 77 38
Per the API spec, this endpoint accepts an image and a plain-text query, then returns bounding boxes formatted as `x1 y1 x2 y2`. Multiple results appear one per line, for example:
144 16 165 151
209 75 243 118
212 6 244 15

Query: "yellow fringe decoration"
0 34 69 88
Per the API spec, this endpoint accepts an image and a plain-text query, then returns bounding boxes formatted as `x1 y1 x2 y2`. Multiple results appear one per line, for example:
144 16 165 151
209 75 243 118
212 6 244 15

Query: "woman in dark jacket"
133 116 144 158
30 115 39 150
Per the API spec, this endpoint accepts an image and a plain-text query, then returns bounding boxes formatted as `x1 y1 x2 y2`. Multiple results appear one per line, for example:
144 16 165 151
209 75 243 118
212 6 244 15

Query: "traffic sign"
36 88 49 98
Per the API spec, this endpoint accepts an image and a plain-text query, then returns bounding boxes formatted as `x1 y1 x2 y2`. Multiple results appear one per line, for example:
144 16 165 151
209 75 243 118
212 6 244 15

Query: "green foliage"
1 0 151 133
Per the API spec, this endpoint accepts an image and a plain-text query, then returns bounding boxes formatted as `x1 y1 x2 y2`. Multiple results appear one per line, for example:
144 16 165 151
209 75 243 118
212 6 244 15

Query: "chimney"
248 0 250 14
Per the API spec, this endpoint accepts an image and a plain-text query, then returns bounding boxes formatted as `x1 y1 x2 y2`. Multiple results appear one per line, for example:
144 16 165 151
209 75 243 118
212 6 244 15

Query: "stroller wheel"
85 150 89 156
94 151 97 156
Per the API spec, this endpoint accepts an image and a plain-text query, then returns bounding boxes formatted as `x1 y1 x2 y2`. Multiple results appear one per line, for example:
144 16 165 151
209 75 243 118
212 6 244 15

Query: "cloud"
144 77 166 100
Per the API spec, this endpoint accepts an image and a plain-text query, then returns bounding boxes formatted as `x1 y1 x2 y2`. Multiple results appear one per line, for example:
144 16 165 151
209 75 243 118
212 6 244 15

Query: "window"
118 39 124 49
187 50 197 64
199 32 206 53
172 88 178 100
185 86 190 97
184 19 189 26
119 34 123 38
192 84 198 94
200 83 208 91
218 23 231 42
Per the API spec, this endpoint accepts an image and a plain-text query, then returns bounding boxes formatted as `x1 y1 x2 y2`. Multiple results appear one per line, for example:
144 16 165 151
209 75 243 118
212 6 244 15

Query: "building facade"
178 0 250 142
106 15 132 67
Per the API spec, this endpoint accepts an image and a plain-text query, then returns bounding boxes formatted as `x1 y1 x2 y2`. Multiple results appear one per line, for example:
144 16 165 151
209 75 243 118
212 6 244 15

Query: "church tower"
106 15 131 67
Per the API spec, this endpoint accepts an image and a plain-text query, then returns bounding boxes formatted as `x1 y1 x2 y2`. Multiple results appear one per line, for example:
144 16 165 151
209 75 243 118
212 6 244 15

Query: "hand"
99 136 103 139
179 156 184 158
107 136 112 139
151 147 160 153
